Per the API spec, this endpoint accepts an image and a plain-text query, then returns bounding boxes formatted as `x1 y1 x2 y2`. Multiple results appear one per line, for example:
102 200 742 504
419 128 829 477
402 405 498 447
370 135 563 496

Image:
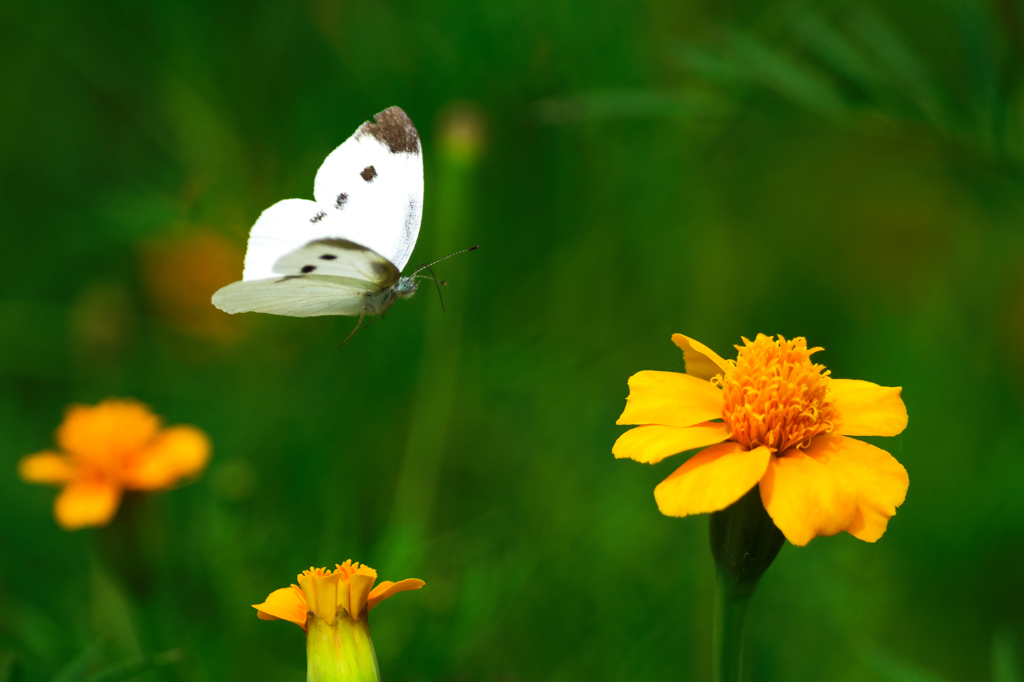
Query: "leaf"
670 42 749 84
80 658 145 682
845 7 952 128
75 648 183 682
993 629 1023 682
89 562 143 660
0 652 20 682
792 12 882 94
861 641 952 682
672 30 850 119
53 642 103 682
948 0 1002 151
534 89 726 124
725 29 848 118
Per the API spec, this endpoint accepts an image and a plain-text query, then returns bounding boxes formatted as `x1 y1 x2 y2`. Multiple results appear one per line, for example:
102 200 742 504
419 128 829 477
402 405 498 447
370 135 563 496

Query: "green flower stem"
713 570 753 682
306 611 380 682
708 485 786 682
381 104 484 569
96 492 161 598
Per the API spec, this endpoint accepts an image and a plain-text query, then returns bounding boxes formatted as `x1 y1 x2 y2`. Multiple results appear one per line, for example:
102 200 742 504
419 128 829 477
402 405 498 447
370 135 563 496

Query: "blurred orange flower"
19 398 211 530
254 561 424 630
614 334 909 546
141 229 244 340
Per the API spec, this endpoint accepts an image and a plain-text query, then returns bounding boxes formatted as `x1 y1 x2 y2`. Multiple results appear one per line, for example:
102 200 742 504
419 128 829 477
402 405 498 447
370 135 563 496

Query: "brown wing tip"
358 106 420 155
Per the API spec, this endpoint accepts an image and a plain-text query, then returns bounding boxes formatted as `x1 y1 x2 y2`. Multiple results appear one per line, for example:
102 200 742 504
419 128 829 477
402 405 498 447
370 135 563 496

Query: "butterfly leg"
340 312 365 347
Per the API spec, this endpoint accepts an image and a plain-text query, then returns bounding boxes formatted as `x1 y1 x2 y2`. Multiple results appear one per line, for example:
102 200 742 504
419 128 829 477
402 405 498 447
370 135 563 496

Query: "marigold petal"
336 582 351 618
54 478 122 530
654 443 771 517
253 586 308 629
18 451 77 485
368 579 426 611
671 334 731 380
57 399 160 467
808 435 909 542
829 379 908 437
616 371 723 427
345 566 378 620
123 425 211 490
613 422 732 464
760 446 857 547
308 571 344 624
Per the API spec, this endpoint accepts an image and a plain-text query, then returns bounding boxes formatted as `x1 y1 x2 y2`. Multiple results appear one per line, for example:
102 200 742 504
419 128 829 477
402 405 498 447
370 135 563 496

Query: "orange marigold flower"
614 334 909 546
254 562 424 682
18 398 211 530
253 561 424 630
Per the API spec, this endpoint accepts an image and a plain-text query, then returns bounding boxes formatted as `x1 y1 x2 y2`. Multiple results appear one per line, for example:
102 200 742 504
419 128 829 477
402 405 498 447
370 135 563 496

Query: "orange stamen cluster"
297 561 367 584
715 334 835 454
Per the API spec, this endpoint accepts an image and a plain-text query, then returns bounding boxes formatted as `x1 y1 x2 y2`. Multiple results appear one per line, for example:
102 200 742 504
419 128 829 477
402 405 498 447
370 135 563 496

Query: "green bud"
306 608 380 682
709 483 785 597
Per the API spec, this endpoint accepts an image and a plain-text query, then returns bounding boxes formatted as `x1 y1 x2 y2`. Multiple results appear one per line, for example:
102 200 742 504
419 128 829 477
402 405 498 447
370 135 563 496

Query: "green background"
2 1 1023 680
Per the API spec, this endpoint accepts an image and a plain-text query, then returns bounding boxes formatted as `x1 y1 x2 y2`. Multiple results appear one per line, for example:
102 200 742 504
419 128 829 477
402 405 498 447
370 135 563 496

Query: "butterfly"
212 106 472 343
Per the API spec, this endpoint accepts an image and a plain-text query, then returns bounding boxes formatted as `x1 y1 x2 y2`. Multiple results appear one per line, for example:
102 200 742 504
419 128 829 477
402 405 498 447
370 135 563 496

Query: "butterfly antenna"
426 264 446 314
411 245 479 276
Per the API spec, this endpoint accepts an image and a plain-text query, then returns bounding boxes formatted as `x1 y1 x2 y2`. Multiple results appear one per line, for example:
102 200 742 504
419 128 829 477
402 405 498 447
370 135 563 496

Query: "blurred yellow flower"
18 398 211 530
615 334 909 546
253 561 424 631
254 561 424 682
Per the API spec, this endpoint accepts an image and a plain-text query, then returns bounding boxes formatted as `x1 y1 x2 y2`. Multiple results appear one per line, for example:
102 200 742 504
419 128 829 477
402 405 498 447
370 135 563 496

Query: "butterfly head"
394 276 418 299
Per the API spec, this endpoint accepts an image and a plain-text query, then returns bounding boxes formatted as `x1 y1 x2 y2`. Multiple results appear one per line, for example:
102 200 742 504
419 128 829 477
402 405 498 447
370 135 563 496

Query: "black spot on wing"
301 265 316 273
360 165 377 182
319 254 337 260
335 193 348 209
356 106 421 155
310 211 327 223
304 238 399 285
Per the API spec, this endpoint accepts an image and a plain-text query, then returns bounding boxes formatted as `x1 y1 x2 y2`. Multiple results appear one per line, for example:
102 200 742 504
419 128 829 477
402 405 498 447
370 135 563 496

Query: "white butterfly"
213 106 453 342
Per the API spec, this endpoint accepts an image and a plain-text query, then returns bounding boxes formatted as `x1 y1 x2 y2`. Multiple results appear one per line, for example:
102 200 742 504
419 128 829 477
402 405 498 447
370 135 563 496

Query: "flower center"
715 334 835 454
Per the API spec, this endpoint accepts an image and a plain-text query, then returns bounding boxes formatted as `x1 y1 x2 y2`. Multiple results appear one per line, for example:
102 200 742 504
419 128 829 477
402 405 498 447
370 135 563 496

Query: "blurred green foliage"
2 0 1024 680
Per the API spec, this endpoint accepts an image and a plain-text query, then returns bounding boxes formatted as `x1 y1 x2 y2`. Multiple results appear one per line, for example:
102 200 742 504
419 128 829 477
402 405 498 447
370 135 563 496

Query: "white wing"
241 199 401 286
211 277 374 317
242 198 346 281
312 106 423 271
272 238 399 288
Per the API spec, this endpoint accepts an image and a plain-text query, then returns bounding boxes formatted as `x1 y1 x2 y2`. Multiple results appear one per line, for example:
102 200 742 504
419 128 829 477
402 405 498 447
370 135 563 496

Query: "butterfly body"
271 274 414 317
212 107 424 324
356 275 418 317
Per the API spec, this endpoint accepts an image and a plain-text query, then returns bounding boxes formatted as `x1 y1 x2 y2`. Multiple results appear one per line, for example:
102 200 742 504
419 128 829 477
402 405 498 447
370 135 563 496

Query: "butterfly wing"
211 276 376 317
271 238 399 287
240 199 353 280
312 106 423 271
212 106 422 319
214 205 399 317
